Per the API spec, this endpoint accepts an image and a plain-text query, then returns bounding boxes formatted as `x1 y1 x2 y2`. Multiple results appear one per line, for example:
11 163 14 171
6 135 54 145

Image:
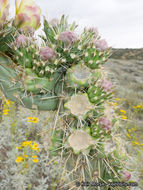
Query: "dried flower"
122 171 131 181
14 34 29 48
59 30 77 45
40 46 56 61
99 117 111 130
101 79 112 92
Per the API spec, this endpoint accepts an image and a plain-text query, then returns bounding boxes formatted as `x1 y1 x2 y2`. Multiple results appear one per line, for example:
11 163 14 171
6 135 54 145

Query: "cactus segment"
64 93 94 119
68 130 93 153
14 45 37 68
84 48 108 69
49 130 63 156
25 69 62 94
0 26 16 53
88 85 103 104
65 63 100 89
0 55 60 110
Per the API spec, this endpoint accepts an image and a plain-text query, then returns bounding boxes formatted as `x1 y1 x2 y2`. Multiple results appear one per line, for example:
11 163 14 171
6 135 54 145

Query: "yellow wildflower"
27 117 39 123
32 155 38 158
27 117 33 122
3 109 9 115
115 98 120 101
122 115 127 120
32 158 39 163
140 144 143 146
126 133 131 138
16 146 21 149
5 99 11 106
131 128 136 131
113 102 118 106
16 156 24 163
21 141 32 146
33 142 39 147
24 155 28 158
120 109 126 114
128 129 131 133
133 105 143 109
32 117 39 123
32 147 38 151
133 141 139 145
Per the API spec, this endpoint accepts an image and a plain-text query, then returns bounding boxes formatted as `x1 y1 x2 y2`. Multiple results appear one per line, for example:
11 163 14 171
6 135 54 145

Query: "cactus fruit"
84 47 109 69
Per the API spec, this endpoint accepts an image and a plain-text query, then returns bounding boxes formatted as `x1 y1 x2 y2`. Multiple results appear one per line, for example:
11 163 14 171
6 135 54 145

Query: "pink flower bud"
40 46 56 61
49 18 59 27
59 31 77 45
14 0 41 31
101 79 112 92
14 34 29 48
122 171 131 181
94 39 108 51
99 117 111 130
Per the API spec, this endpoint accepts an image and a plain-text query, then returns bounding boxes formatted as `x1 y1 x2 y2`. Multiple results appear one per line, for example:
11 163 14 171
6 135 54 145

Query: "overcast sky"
10 0 143 48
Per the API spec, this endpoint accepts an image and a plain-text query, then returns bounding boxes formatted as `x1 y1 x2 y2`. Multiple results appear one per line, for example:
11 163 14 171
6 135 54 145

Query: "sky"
10 0 143 48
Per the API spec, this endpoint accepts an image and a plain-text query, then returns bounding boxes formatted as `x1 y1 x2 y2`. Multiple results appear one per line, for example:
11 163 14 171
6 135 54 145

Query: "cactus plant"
0 2 133 188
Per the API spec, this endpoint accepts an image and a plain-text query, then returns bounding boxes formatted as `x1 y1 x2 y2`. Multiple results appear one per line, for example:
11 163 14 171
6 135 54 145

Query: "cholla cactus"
0 3 133 188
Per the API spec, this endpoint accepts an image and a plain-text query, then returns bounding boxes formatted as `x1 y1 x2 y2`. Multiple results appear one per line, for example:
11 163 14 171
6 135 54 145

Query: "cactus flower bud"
59 30 77 45
94 39 108 51
14 0 41 31
99 117 111 130
0 0 9 27
40 46 56 61
101 79 112 92
122 171 131 181
14 34 29 48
